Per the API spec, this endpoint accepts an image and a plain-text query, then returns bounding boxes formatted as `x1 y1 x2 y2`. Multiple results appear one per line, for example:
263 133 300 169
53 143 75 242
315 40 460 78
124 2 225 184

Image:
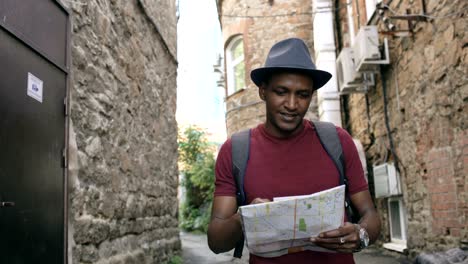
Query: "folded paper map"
239 185 345 258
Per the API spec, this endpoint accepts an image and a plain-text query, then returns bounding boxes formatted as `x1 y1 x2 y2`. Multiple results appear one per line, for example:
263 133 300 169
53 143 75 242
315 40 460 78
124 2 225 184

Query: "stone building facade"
63 0 180 263
217 0 467 260
335 0 467 258
217 0 318 136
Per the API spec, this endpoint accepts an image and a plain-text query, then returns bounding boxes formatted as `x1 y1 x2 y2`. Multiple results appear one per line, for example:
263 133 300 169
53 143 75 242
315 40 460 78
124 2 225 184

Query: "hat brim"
250 67 332 90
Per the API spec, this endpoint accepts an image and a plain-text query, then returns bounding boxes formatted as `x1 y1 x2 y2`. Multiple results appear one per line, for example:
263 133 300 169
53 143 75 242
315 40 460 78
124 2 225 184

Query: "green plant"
166 254 183 264
178 126 216 232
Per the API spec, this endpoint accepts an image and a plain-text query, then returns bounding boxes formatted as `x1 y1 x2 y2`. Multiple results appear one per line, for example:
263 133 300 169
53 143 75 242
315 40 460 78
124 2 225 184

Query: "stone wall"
336 0 467 257
219 0 318 136
63 0 180 263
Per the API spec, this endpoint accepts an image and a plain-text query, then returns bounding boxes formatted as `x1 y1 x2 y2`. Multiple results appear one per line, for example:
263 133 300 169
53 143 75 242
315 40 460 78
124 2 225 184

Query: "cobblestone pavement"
181 232 411 264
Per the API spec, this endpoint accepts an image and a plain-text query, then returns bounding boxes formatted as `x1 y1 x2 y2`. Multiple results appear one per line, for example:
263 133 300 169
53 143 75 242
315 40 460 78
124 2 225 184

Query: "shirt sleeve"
214 139 237 197
336 127 369 195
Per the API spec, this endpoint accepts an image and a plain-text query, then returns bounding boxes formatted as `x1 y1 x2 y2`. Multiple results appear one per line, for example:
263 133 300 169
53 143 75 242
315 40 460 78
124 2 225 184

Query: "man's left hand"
311 222 360 253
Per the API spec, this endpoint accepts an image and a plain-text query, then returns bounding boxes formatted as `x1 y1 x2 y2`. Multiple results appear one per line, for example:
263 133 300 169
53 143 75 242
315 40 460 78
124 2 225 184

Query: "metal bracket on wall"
378 0 429 38
349 73 375 94
355 38 390 72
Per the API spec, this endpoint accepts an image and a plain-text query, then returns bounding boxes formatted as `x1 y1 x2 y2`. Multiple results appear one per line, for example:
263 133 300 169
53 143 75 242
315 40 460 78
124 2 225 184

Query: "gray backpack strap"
313 121 345 185
231 129 251 206
313 120 359 223
231 129 251 258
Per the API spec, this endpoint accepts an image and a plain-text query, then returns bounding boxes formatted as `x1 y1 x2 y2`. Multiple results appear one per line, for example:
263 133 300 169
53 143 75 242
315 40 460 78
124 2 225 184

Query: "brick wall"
426 130 468 238
336 0 467 257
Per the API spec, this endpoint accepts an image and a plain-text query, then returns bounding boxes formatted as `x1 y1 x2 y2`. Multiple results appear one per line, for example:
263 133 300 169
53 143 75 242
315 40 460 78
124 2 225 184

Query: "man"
208 38 380 263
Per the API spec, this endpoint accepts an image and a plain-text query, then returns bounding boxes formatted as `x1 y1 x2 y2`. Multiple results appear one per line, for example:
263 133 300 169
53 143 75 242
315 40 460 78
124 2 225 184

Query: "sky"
176 0 226 143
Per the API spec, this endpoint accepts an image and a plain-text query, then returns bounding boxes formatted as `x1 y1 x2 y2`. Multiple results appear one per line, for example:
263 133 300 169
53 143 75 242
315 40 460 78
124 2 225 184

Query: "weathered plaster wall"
63 0 180 263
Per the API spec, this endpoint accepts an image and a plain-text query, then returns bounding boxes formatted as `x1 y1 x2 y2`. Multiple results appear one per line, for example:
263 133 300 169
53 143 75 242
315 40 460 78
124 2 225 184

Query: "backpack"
231 120 359 258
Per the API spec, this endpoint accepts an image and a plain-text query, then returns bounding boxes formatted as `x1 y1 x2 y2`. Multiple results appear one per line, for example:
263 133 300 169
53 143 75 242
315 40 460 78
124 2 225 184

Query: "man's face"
259 72 314 138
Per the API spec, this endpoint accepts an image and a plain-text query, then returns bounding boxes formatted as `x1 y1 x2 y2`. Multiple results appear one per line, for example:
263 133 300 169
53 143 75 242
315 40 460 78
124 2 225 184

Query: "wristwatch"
355 224 370 251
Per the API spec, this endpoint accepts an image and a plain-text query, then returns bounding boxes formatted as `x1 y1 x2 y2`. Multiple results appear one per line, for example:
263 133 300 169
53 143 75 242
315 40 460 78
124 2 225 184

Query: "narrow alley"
1 0 466 263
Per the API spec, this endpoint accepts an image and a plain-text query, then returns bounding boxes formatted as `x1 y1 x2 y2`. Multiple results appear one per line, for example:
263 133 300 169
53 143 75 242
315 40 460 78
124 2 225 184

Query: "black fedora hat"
250 38 332 89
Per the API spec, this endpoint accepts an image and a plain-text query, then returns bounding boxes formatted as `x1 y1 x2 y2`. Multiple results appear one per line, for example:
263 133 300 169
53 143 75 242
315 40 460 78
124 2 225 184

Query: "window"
365 0 382 22
384 197 408 252
226 36 246 95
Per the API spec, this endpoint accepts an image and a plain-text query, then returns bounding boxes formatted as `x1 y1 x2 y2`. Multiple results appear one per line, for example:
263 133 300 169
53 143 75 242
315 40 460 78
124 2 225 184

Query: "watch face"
360 228 370 247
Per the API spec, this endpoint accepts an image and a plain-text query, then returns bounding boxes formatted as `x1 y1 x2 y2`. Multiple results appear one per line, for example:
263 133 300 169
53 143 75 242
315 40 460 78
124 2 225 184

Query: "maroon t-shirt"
214 120 368 264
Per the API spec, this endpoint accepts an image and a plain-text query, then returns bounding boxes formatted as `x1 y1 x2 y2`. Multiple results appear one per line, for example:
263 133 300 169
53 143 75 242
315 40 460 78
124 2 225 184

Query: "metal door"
0 1 70 263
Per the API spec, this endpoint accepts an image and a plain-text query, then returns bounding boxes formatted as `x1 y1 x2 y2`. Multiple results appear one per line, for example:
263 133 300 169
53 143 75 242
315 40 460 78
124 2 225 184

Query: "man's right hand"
207 196 271 254
250 198 271 204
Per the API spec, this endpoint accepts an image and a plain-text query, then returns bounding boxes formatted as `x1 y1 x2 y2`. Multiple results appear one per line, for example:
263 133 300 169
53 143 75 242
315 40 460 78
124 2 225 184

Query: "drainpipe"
312 0 342 127
312 0 368 178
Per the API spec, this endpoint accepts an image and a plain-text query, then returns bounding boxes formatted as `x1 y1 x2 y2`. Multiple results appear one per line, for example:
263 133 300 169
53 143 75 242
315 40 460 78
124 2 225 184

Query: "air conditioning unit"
336 48 362 94
353 26 388 72
373 163 401 198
